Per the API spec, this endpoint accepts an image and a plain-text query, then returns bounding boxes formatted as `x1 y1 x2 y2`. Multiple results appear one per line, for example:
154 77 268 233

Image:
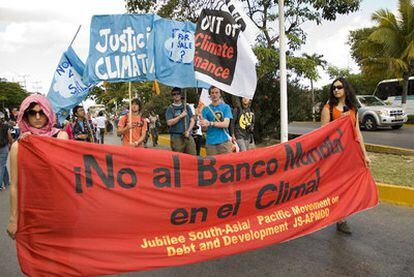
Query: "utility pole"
278 0 288 143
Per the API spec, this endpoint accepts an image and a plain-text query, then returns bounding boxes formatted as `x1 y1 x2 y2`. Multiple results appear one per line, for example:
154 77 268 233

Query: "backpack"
168 104 191 129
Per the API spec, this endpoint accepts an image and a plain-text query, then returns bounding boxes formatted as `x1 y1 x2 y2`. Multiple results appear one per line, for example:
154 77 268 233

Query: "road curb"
365 143 414 156
377 183 414 207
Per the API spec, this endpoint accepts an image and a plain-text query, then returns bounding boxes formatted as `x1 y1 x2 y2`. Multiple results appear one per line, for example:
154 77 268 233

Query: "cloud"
298 7 380 88
0 21 75 53
0 0 126 94
0 7 67 23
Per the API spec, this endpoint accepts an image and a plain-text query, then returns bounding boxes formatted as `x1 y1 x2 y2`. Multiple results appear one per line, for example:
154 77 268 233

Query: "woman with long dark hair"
321 77 371 235
6 94 68 239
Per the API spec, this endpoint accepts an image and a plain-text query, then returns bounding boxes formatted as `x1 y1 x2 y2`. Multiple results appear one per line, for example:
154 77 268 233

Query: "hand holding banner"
15 116 377 276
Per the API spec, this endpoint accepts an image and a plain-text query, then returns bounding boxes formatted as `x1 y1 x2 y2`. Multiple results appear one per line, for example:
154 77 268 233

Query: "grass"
368 152 414 188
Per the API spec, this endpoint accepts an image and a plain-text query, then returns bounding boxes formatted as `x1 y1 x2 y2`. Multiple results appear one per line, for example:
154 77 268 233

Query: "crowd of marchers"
3 78 370 238
0 85 256 190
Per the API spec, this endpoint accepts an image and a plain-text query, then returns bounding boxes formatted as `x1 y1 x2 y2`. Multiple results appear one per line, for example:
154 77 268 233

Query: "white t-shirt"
95 116 107 129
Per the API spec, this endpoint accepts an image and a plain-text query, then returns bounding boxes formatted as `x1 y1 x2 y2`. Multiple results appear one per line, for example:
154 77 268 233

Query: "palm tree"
359 0 414 107
302 53 327 121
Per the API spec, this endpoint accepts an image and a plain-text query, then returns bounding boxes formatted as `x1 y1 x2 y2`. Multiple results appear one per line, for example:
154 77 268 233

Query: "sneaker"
337 221 352 235
0 185 5 191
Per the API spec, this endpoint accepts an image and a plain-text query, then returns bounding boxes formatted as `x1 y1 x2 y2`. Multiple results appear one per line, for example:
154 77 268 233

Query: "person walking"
6 94 68 239
0 113 12 190
95 111 107 144
200 86 233 155
72 106 95 142
231 97 255 152
189 104 203 156
9 108 20 141
165 88 196 155
148 111 159 147
117 98 147 148
321 77 371 235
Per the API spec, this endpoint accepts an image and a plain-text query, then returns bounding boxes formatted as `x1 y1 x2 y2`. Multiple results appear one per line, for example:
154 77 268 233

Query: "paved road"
289 122 414 150
1 134 413 276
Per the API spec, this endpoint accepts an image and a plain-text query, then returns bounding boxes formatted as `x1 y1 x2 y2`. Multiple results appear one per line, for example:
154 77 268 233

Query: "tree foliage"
324 65 379 97
89 81 200 132
253 47 315 140
242 0 360 49
255 47 320 81
126 0 361 49
348 0 414 104
126 0 203 22
302 53 327 81
122 0 363 136
0 80 28 111
89 81 154 113
125 0 154 14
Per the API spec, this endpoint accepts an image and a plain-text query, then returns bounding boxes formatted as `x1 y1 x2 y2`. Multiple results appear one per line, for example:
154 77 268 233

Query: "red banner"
16 116 378 276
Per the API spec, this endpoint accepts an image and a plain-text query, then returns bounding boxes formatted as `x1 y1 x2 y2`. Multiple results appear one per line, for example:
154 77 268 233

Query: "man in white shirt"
95 111 107 144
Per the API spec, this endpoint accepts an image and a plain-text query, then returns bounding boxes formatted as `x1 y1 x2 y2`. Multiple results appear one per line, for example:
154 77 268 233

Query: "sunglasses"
333 85 344 91
27 110 46 117
172 92 181 96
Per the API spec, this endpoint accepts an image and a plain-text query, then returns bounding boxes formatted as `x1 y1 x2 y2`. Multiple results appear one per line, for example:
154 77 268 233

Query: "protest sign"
16 116 377 276
197 88 212 114
194 0 258 99
150 18 210 88
83 14 156 84
46 46 92 124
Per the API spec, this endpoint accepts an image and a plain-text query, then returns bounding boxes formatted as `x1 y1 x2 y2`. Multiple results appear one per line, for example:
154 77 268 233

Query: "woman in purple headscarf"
6 94 68 239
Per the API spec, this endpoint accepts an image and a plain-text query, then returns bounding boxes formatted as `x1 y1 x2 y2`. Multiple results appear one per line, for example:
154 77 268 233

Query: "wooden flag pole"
184 89 188 132
129 82 132 144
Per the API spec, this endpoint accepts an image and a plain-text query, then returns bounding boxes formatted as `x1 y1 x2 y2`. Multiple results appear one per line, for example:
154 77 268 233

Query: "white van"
373 77 414 115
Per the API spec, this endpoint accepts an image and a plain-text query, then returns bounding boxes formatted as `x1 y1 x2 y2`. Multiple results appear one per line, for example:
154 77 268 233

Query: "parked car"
356 95 408 131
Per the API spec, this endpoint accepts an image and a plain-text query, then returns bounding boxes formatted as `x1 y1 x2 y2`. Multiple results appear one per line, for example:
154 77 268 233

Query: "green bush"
407 115 414 124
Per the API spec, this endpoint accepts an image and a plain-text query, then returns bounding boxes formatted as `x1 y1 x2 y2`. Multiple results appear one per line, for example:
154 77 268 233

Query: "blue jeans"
0 145 10 187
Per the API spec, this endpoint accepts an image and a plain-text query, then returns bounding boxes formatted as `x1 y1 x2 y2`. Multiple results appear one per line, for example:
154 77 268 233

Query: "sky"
0 0 397 98
299 0 397 89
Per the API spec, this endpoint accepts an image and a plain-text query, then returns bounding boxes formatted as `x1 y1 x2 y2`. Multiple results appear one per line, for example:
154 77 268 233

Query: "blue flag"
149 18 209 88
47 46 92 124
84 14 156 84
